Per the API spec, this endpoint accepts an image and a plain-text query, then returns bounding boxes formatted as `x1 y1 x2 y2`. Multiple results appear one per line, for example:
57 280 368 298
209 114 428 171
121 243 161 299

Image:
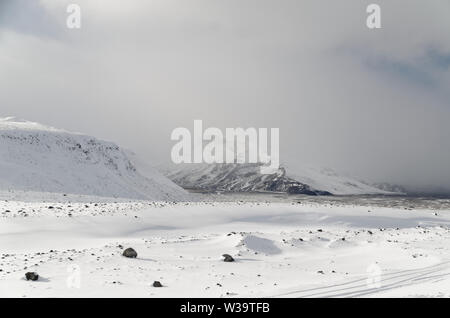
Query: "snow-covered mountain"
371 182 407 195
162 163 331 195
0 117 189 201
162 163 396 195
284 164 398 195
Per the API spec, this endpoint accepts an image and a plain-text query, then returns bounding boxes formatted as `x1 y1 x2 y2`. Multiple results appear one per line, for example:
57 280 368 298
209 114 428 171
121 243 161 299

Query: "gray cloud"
0 0 61 38
0 0 449 193
363 47 450 89
365 56 436 88
426 48 450 70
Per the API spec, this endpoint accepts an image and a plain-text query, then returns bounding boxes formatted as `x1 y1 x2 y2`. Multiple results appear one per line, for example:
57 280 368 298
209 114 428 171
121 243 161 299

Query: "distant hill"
0 117 189 201
161 162 398 195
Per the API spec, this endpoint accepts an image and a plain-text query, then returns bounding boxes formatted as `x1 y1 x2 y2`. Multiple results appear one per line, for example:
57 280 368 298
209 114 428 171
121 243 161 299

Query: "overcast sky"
1 0 450 192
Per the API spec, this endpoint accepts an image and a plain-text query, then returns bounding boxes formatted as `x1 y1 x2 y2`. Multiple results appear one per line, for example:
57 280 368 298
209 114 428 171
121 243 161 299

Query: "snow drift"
0 117 189 201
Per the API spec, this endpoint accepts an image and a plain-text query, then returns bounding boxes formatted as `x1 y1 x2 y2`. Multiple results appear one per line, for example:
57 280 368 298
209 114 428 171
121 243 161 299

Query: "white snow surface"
0 117 189 201
1 197 449 298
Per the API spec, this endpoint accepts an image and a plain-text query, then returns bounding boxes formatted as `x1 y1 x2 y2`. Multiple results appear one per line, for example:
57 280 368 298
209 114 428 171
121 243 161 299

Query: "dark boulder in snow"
25 272 39 281
222 254 235 262
153 281 163 287
122 248 137 258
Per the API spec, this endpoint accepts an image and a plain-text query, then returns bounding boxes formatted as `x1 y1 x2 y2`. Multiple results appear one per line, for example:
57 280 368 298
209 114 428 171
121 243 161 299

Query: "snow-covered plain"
1 194 449 298
1 117 449 298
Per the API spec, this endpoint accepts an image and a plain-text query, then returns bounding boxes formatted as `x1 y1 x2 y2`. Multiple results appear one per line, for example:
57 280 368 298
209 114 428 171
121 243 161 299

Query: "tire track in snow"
273 261 450 298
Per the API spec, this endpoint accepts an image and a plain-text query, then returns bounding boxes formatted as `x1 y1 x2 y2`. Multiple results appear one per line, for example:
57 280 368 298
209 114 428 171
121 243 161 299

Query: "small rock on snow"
122 248 137 258
25 272 39 281
222 254 235 262
153 281 163 287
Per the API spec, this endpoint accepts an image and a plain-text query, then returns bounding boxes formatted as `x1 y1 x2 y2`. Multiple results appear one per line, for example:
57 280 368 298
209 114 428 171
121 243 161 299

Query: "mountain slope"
163 163 331 195
0 117 189 201
285 165 395 195
162 163 395 195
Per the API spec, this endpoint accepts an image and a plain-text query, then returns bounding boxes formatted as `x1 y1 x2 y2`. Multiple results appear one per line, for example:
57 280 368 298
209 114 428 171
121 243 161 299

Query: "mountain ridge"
161 162 398 196
0 117 189 201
